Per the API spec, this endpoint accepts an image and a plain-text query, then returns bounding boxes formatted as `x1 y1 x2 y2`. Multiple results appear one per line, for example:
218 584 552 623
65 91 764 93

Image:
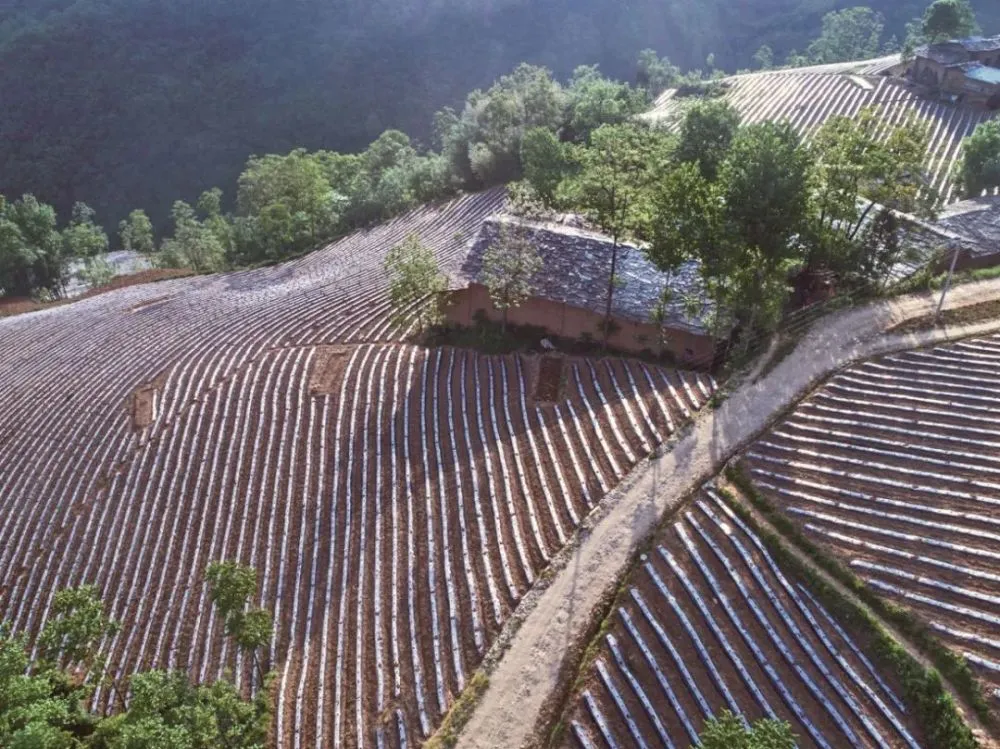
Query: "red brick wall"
447 284 717 368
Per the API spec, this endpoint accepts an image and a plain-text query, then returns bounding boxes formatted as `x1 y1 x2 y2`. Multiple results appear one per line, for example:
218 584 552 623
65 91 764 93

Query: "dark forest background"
2 0 998 230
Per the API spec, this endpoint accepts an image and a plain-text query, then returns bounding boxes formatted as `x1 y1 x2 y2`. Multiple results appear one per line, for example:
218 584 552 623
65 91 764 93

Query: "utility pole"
935 244 961 323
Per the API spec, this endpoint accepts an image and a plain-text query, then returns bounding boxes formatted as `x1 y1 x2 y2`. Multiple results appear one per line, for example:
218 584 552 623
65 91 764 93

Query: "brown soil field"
561 489 921 749
742 334 1000 710
0 190 718 748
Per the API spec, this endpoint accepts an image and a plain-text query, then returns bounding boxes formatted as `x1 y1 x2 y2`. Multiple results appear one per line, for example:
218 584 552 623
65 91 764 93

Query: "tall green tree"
159 201 227 273
0 582 269 748
0 194 67 298
922 0 980 42
205 561 272 690
565 65 647 142
118 210 155 255
521 127 574 205
961 120 1000 197
636 49 681 100
722 121 812 267
438 64 566 187
752 45 774 70
383 234 449 333
562 122 671 345
62 203 109 259
698 710 796 749
806 107 934 284
481 224 543 333
675 100 742 182
807 7 885 64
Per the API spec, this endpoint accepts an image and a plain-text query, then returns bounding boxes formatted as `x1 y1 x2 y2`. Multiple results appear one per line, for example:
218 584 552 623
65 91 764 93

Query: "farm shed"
450 216 716 366
909 36 1000 106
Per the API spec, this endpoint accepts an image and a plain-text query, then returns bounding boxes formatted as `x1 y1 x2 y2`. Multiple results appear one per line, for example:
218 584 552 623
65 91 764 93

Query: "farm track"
649 70 998 205
565 489 920 749
745 334 1000 706
0 189 719 747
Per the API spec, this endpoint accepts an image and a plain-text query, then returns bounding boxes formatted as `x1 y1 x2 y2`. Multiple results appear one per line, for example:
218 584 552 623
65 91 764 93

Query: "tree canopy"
0 0 996 239
0 576 269 748
806 7 886 64
961 120 1000 197
922 0 980 42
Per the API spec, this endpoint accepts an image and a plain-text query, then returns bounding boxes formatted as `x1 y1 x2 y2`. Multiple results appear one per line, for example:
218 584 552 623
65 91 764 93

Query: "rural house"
909 35 1000 106
449 216 716 366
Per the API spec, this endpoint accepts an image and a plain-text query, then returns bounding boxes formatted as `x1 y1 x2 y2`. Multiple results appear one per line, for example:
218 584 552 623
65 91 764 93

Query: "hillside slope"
3 0 996 231
0 190 721 747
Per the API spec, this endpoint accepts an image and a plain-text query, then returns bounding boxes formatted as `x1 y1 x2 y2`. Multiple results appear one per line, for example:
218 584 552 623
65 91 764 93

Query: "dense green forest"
1 0 997 233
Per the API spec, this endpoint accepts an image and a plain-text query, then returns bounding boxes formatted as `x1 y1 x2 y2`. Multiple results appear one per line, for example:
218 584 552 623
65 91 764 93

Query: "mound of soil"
534 355 564 402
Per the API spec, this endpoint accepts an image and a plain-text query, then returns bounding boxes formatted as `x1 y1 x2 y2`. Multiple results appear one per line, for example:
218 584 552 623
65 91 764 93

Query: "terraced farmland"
563 488 920 749
649 69 997 204
0 188 718 747
743 334 1000 704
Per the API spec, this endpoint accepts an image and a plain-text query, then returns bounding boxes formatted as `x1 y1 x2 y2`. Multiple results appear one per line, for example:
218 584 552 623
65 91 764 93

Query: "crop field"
563 488 920 749
649 69 997 205
0 189 718 747
743 334 1000 704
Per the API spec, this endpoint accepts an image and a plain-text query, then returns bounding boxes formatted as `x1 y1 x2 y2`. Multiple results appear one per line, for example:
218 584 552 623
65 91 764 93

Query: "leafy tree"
481 224 543 333
961 120 1000 197
158 201 226 273
0 580 268 748
62 203 109 259
565 65 647 142
752 45 774 70
646 161 727 277
0 194 67 297
722 121 811 271
204 561 272 690
636 49 681 99
807 7 885 64
118 210 155 255
92 671 269 749
80 257 116 289
675 100 742 182
383 234 449 333
806 107 934 281
521 128 573 205
438 64 566 187
922 0 979 42
698 710 796 749
561 122 670 345
235 149 344 261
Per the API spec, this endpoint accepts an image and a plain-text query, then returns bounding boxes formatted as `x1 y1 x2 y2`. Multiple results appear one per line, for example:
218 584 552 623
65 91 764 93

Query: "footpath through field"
456 276 1000 749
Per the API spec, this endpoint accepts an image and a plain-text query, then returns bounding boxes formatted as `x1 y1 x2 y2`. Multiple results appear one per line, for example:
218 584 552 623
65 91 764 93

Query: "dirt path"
455 277 1000 749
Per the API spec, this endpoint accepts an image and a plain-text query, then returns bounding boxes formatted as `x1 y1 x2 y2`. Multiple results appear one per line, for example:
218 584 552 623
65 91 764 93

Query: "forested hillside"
1 0 996 232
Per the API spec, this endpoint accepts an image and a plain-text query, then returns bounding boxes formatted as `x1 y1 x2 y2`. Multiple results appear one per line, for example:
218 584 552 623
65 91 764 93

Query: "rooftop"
957 35 1000 53
917 36 1000 66
936 195 1000 252
964 63 1000 85
456 216 712 334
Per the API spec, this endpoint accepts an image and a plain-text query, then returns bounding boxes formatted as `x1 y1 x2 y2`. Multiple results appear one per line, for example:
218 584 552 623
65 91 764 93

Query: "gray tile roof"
456 216 713 334
959 35 1000 53
937 196 1000 253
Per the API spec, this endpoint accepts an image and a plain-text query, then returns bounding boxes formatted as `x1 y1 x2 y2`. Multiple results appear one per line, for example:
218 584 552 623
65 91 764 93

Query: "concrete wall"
447 284 717 368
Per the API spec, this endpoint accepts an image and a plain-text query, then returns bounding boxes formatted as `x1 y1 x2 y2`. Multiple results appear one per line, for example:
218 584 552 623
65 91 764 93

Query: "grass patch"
424 671 490 749
892 263 1000 297
725 464 992 747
